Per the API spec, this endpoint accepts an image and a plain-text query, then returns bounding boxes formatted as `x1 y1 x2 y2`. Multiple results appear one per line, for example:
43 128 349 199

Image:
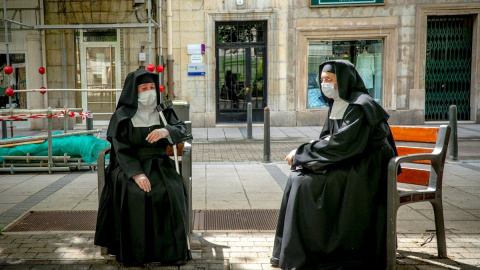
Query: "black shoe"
270 257 280 267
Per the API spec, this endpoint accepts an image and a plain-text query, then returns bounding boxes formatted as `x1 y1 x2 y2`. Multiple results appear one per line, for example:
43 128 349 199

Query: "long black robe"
94 69 191 265
272 60 397 270
95 111 190 265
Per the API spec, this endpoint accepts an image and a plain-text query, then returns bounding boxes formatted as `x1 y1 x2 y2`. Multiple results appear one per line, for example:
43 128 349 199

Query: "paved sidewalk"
0 124 479 269
0 161 479 269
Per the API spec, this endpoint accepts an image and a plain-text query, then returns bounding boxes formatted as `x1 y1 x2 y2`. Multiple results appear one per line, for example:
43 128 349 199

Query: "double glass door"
80 30 121 125
215 21 267 123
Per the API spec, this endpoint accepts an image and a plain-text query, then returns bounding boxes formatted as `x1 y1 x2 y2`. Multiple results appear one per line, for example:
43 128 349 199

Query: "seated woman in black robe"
95 69 191 266
271 60 398 270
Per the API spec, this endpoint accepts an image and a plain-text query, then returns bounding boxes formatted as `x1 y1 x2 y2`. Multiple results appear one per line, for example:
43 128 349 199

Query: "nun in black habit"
94 69 191 266
271 60 398 270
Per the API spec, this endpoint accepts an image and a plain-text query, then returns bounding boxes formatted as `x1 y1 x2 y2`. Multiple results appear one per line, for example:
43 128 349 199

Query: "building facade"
1 0 479 129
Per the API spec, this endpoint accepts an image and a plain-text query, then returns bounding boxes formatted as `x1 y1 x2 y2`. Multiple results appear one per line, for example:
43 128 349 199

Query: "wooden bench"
387 125 451 270
96 121 193 255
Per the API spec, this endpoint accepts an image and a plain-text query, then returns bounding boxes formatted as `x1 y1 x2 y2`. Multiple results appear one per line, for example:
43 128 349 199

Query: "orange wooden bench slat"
166 142 184 156
396 146 433 164
397 167 430 186
390 126 438 143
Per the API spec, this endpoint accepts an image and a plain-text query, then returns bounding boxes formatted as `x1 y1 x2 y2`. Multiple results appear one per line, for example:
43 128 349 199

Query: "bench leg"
431 200 447 258
386 206 398 270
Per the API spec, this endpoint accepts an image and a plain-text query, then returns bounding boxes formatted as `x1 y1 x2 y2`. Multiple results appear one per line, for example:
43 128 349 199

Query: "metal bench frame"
386 125 451 270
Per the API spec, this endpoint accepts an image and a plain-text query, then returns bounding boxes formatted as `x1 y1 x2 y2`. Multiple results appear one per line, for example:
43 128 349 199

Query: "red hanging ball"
4 65 13 75
38 67 46 75
5 87 14 97
40 86 46 94
146 64 155 72
159 85 164 92
156 65 164 73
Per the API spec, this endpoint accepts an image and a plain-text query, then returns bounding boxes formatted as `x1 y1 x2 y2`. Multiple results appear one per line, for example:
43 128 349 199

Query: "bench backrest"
390 125 449 187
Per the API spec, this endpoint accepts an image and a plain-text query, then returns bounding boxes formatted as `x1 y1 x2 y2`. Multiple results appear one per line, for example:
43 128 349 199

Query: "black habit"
272 60 398 270
94 69 191 265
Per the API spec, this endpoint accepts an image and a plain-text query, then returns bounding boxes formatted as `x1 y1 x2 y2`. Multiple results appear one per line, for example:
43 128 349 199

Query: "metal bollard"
263 107 272 163
63 112 68 133
448 105 458 161
86 110 93 131
1 120 6 139
47 108 53 174
247 102 253 140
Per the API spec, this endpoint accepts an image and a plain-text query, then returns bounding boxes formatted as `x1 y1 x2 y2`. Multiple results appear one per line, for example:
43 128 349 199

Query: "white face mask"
321 82 338 99
137 90 157 108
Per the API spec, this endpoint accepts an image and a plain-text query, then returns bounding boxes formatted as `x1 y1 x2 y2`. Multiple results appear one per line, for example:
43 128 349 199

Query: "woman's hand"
133 174 151 192
285 149 297 166
146 128 169 143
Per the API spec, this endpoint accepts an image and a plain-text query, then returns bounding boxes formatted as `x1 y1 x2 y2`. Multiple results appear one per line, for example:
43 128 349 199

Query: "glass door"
80 30 121 125
215 21 267 123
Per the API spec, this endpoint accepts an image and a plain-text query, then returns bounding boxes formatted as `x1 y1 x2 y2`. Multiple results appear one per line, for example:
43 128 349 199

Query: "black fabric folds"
95 69 191 265
273 60 398 270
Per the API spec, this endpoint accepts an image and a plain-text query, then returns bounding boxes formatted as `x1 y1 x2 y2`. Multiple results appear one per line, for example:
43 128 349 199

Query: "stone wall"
39 0 480 128
169 0 291 127
43 0 158 128
287 0 480 125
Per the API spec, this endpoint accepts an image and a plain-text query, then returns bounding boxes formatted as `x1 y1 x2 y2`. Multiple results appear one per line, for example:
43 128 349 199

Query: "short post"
263 107 272 163
448 105 458 161
63 111 68 133
47 107 53 174
86 110 93 131
247 102 252 140
8 96 13 137
1 120 6 139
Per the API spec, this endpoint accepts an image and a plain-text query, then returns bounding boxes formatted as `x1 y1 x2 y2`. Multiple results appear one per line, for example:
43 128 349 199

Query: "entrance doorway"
425 15 473 121
79 29 121 125
215 21 267 123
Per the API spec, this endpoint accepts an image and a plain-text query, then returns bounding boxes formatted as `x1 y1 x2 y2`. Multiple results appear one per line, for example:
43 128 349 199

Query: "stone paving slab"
1 232 480 269
0 124 479 269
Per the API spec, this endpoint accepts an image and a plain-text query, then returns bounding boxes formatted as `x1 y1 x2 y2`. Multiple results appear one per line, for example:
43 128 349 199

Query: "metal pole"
0 108 83 114
47 108 53 174
247 102 252 140
166 0 174 100
63 111 68 133
157 0 163 101
448 105 458 161
263 107 271 163
86 110 93 130
0 129 103 145
1 120 6 139
61 30 68 110
147 0 152 64
4 0 13 136
3 0 10 67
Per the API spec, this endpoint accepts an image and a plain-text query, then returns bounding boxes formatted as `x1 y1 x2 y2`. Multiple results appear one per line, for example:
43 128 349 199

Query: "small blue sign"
187 63 206 76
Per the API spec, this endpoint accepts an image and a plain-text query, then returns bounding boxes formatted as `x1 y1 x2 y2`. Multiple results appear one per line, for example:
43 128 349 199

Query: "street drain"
5 210 98 232
5 209 280 232
193 209 279 231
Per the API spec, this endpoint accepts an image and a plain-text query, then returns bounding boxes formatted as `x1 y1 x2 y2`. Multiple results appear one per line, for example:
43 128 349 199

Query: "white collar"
131 105 160 127
329 98 349 120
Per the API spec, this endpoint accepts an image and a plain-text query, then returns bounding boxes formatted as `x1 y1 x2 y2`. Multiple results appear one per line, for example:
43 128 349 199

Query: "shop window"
307 40 383 108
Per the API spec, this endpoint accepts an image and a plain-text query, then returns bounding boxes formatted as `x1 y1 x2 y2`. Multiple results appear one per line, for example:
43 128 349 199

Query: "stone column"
26 34 44 130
